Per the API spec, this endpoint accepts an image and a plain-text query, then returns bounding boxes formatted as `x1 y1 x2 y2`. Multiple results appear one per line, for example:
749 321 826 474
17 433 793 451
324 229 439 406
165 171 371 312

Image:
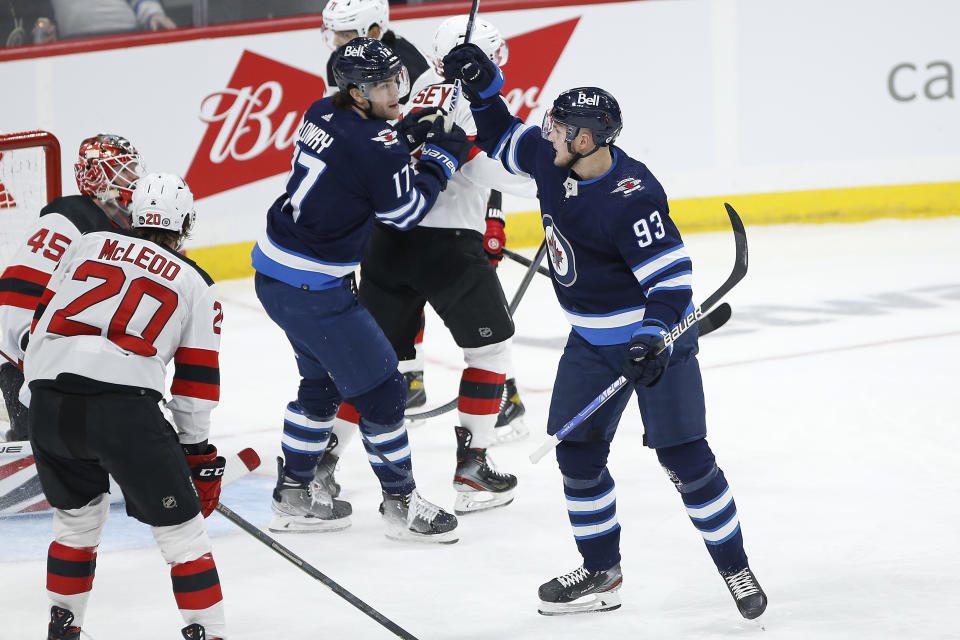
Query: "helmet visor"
362 67 410 103
541 109 575 143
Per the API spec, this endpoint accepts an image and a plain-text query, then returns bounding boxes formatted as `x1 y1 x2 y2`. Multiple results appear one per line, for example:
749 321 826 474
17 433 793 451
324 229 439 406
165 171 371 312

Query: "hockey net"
0 131 62 272
0 132 61 426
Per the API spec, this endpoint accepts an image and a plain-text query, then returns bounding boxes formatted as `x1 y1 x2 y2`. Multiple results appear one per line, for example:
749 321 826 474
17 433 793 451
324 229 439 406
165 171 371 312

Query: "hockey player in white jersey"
24 173 229 640
0 133 143 442
322 16 535 516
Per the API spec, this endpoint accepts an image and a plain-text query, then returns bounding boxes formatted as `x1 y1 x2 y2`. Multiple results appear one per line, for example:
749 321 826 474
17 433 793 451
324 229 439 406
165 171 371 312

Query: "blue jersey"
473 99 693 346
252 97 444 290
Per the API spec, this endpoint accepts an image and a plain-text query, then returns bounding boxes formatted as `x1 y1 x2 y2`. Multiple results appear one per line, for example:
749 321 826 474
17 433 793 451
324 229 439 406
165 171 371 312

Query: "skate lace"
481 452 510 479
557 566 591 588
409 491 441 524
725 569 759 599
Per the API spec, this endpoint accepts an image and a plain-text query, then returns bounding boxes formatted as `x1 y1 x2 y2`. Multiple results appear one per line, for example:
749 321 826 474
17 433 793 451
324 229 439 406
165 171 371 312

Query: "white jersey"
406 69 536 234
23 229 222 444
0 196 120 368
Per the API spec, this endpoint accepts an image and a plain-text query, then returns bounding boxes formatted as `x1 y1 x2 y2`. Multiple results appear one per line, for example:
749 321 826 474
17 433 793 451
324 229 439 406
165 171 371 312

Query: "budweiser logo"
186 19 579 200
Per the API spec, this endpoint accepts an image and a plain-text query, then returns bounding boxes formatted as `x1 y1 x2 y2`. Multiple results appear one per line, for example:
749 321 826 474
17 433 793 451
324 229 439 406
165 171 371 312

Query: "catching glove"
484 190 506 266
441 43 505 105
184 442 225 518
621 320 673 387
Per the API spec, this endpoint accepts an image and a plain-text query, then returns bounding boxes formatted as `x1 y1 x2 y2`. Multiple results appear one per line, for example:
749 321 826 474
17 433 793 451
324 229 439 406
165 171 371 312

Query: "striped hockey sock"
457 367 505 450
359 418 415 495
46 542 97 627
281 401 333 483
564 469 621 571
677 465 748 573
170 552 226 636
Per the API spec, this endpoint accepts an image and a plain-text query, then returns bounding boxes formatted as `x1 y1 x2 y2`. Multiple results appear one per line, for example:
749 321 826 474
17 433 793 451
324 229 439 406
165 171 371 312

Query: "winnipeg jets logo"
372 129 400 147
543 214 576 287
612 177 644 196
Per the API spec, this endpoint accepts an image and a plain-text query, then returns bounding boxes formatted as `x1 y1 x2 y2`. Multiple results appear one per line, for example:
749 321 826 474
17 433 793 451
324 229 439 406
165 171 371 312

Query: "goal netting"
0 131 62 272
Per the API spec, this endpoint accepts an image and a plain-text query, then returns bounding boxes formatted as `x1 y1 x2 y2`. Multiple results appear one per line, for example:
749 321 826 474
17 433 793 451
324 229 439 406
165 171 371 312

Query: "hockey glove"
417 118 472 184
184 442 225 518
622 320 673 387
484 190 506 266
397 106 446 154
441 43 505 106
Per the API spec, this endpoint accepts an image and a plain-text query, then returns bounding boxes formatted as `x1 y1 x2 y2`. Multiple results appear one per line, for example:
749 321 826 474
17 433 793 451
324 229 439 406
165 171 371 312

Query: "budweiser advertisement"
2 0 958 259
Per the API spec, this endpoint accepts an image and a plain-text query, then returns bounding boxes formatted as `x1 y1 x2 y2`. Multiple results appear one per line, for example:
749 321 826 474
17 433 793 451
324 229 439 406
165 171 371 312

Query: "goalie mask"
74 134 144 209
130 172 196 236
333 37 409 103
322 0 389 50
432 15 509 76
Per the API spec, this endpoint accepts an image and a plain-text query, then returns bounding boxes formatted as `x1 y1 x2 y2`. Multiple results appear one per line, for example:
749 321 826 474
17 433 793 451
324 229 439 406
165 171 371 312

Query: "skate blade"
383 522 459 544
537 590 621 616
268 513 352 533
490 419 530 447
404 416 428 428
453 489 515 514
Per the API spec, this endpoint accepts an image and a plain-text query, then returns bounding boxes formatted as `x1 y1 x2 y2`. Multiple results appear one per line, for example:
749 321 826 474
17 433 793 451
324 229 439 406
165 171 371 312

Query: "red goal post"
0 130 62 271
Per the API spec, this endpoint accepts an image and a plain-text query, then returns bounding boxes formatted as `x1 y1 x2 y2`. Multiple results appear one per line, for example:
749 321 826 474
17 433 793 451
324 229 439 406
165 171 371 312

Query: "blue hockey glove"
622 320 673 387
441 43 505 105
417 118 472 183
397 106 446 154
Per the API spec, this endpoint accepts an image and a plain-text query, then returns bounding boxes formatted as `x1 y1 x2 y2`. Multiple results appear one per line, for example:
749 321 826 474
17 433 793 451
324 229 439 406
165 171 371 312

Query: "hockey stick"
214 502 420 640
503 246 550 277
444 0 481 133
404 239 547 421
529 203 748 464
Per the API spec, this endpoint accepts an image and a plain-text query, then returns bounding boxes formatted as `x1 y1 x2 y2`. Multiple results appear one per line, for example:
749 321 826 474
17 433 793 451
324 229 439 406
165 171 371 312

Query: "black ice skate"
269 457 352 533
538 564 623 615
403 370 426 408
722 566 767 619
182 623 223 640
492 377 528 445
379 488 458 544
48 606 81 640
453 426 517 514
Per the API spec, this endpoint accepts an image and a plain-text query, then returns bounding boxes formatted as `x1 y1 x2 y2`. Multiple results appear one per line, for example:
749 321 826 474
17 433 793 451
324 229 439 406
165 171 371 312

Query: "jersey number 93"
633 211 665 248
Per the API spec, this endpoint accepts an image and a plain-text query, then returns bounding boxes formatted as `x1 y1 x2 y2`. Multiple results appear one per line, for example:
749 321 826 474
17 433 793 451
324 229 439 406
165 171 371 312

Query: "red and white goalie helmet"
130 172 196 234
73 134 144 208
322 0 389 49
432 15 509 76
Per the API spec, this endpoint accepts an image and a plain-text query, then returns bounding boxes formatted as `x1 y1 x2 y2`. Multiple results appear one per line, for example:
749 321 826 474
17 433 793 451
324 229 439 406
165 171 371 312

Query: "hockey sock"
457 367 505 450
281 402 333 483
563 469 621 572
46 542 97 627
170 552 226 637
359 418 415 495
657 440 748 574
329 402 360 456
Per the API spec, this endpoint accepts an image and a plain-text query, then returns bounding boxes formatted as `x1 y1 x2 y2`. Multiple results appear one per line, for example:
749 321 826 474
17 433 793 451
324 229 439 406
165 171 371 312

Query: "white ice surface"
2 217 959 639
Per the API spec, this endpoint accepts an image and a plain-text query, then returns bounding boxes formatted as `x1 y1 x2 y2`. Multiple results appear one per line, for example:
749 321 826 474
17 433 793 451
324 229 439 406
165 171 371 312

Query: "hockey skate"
722 566 767 619
314 451 341 498
379 489 458 544
452 426 517 514
269 457 352 533
182 623 223 640
48 606 81 640
403 370 426 408
538 564 623 615
491 378 528 446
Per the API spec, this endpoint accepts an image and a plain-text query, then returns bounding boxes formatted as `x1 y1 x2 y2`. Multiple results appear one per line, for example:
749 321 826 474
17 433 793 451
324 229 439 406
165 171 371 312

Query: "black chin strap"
564 135 603 170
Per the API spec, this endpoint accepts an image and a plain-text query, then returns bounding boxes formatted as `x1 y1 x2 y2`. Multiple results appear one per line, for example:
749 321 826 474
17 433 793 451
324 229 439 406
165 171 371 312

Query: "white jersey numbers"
632 211 665 248
288 146 328 222
392 164 412 198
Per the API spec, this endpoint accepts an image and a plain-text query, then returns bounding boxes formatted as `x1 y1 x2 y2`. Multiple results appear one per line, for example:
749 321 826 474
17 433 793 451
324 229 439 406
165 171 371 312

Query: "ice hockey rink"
2 215 958 639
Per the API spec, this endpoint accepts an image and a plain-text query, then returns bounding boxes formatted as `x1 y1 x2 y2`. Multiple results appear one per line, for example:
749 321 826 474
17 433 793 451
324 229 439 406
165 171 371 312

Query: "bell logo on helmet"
343 45 363 58
577 92 599 106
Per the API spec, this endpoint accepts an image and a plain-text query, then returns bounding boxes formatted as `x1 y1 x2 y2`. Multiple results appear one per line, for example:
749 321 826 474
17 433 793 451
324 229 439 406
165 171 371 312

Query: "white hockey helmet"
130 172 196 234
322 0 389 49
432 15 508 76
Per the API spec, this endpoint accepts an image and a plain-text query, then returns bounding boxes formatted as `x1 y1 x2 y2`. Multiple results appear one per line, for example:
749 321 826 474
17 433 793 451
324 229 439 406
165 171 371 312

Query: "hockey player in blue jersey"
443 44 768 617
252 37 471 543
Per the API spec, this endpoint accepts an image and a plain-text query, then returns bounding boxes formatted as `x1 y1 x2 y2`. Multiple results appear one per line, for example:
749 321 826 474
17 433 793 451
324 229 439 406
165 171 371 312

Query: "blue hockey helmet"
333 37 409 100
542 87 623 147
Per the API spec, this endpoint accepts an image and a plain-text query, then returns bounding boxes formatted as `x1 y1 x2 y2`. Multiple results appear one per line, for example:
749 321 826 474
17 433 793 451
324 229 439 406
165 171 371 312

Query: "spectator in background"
51 0 175 39
322 0 428 100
